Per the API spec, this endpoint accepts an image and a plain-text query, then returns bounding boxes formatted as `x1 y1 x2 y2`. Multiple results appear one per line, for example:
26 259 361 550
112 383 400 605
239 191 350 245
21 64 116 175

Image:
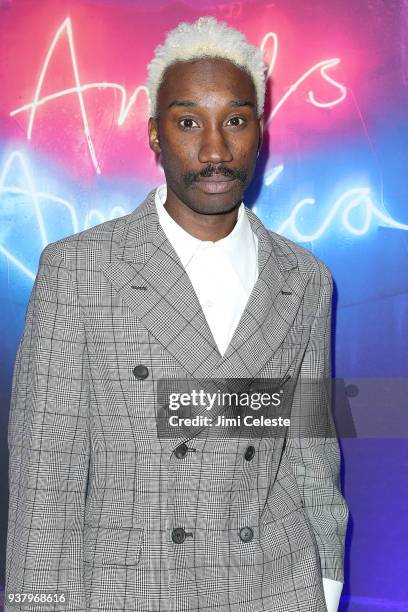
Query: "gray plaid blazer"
6 189 349 612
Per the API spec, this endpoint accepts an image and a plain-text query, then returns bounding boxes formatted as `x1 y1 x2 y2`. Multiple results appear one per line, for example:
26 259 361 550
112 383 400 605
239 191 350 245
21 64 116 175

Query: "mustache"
183 165 248 188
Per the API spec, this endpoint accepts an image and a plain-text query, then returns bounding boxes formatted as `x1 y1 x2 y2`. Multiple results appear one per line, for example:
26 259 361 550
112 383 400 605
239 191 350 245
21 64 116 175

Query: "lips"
195 174 237 194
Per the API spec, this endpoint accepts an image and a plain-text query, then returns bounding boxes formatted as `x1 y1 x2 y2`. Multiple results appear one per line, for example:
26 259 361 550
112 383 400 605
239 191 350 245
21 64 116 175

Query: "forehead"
157 58 256 108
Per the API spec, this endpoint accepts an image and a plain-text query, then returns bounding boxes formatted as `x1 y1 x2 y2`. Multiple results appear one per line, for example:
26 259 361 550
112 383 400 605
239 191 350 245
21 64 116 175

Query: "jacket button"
244 445 255 461
239 526 254 542
174 443 188 459
171 527 186 544
133 365 149 379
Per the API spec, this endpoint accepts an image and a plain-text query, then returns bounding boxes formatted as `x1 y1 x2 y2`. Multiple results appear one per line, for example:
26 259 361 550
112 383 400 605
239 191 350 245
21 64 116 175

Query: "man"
6 16 349 612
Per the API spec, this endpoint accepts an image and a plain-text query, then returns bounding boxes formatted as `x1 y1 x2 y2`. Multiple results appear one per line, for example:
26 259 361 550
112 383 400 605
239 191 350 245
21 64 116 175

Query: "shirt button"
133 365 149 379
206 299 213 307
239 526 254 542
171 527 186 544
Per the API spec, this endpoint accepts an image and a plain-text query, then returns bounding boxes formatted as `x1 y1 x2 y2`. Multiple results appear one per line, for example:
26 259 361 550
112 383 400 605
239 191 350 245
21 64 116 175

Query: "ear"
257 115 264 155
148 117 161 154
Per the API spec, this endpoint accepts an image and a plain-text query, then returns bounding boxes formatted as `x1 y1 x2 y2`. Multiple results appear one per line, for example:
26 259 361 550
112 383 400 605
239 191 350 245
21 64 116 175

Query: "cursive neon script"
10 18 347 174
1 152 406 281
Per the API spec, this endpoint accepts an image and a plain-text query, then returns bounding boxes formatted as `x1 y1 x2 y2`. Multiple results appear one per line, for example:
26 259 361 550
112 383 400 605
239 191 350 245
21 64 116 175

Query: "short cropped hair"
146 16 266 118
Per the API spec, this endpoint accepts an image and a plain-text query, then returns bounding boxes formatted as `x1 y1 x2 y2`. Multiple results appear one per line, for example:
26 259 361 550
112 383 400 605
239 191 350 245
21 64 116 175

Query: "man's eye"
178 118 199 129
227 116 245 127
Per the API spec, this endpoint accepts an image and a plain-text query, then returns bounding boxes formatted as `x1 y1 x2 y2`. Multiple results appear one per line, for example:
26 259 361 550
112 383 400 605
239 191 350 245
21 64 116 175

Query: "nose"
198 126 233 165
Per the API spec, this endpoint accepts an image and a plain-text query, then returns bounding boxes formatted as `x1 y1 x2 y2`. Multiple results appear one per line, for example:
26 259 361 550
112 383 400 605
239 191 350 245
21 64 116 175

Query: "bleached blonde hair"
146 16 266 118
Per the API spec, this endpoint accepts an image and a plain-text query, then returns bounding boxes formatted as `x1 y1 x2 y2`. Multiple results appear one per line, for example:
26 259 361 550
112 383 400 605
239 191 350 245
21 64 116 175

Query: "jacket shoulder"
36 212 131 271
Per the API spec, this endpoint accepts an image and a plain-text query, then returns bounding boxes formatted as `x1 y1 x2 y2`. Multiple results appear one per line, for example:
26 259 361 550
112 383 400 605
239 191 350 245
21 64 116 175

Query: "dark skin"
148 58 264 241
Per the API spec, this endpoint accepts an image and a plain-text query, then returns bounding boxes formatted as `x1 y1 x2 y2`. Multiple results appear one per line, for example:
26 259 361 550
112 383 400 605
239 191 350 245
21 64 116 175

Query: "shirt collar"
154 184 257 279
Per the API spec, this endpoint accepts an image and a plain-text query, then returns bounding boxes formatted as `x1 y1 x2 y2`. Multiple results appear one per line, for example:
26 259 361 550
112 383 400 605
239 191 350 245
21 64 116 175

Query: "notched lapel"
216 211 309 378
100 193 224 378
100 191 311 386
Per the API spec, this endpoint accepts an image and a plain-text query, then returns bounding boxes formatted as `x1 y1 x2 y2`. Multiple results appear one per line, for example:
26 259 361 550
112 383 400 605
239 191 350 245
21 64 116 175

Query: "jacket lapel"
100 190 223 378
100 189 309 382
218 207 309 377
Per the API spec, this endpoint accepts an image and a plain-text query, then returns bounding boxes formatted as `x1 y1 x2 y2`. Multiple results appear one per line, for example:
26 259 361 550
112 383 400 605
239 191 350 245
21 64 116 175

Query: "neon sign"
261 164 408 240
277 188 408 241
1 152 406 281
10 18 348 174
260 32 347 126
0 151 127 279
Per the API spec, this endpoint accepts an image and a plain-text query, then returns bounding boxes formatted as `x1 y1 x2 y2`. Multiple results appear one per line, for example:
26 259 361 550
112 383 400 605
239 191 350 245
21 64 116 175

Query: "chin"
190 197 241 216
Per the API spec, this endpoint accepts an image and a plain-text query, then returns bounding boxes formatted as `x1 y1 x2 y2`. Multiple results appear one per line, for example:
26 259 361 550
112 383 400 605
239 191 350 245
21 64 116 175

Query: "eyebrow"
229 99 255 108
167 100 197 109
167 99 255 109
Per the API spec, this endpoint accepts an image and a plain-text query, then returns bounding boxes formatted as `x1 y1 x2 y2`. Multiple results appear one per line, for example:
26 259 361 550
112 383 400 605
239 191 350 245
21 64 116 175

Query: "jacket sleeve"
284 260 349 584
5 244 90 611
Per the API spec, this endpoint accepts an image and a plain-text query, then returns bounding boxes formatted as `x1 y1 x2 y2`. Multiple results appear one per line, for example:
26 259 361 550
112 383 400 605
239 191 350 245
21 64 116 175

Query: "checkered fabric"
6 189 349 611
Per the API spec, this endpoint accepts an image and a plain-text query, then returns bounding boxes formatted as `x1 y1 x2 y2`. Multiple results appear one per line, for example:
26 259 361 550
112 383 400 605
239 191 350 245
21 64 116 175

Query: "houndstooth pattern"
6 189 349 611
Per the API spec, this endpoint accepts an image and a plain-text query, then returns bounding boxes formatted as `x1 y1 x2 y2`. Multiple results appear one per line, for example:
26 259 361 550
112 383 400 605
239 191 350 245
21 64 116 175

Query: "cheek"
161 130 197 161
230 135 258 162
233 147 255 169
159 146 195 184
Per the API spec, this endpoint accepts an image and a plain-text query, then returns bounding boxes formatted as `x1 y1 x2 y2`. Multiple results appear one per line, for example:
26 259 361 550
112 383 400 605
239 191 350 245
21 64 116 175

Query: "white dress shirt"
155 183 258 357
155 184 343 612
